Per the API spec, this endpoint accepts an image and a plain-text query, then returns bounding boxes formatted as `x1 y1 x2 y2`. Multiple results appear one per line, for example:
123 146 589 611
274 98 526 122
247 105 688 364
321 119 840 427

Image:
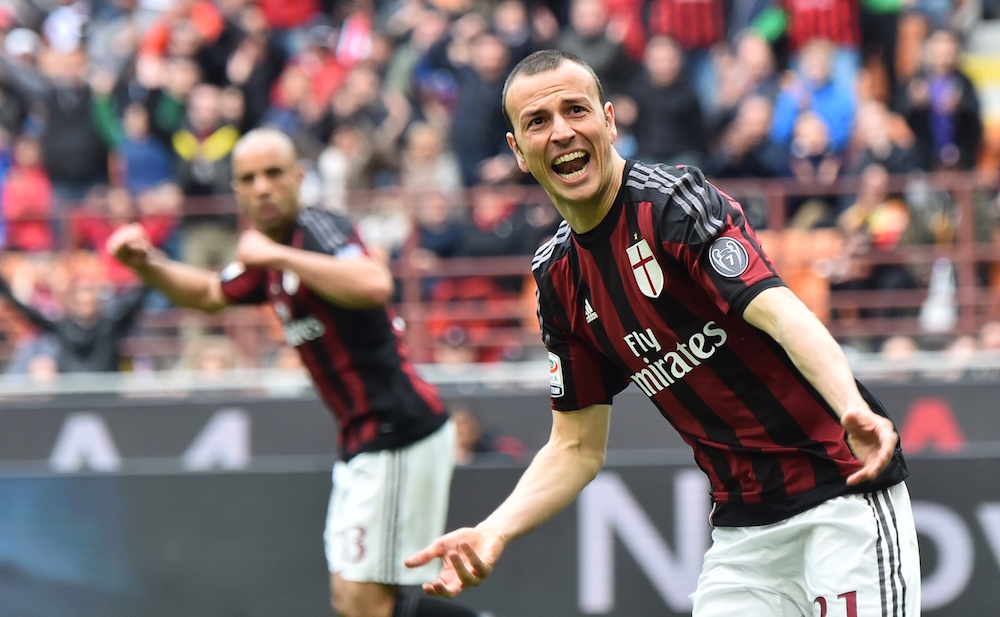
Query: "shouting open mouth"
552 151 590 180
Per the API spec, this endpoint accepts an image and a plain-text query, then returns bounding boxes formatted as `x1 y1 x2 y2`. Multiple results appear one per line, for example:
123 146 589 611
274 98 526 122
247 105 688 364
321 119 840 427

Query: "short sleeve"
219 261 268 305
653 166 784 315
537 278 630 411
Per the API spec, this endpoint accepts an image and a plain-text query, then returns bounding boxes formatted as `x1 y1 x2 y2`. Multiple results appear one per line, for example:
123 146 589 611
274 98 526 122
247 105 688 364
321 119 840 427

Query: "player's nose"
551 113 574 142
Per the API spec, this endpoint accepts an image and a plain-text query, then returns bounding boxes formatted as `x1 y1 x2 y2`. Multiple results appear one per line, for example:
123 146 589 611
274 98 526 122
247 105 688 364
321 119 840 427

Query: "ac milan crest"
626 239 663 298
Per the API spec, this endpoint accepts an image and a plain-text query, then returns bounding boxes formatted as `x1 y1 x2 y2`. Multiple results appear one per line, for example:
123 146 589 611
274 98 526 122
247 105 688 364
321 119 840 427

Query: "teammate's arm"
404 403 611 597
107 223 229 313
743 286 898 485
235 229 393 309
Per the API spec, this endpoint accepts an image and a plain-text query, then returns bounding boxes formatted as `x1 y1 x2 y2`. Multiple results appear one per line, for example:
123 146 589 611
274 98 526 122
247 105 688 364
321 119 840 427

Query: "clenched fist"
106 223 154 271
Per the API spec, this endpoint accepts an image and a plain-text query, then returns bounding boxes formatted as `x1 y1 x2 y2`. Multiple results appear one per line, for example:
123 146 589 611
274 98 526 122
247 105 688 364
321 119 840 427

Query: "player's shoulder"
531 219 573 278
297 206 353 230
297 206 354 251
622 160 714 207
624 160 727 243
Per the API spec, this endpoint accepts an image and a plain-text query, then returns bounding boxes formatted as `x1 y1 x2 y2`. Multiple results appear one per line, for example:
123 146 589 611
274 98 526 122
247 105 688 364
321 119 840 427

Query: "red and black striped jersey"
220 207 447 461
646 0 725 51
784 0 861 52
533 161 906 526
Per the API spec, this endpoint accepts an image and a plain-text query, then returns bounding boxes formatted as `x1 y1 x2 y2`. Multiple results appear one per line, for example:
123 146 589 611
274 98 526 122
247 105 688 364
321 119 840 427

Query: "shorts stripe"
882 488 908 617
867 489 904 617
392 450 407 580
381 450 403 582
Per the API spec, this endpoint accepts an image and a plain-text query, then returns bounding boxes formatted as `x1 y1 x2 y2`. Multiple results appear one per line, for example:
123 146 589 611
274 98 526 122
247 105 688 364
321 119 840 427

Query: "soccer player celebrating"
405 50 920 616
108 128 479 617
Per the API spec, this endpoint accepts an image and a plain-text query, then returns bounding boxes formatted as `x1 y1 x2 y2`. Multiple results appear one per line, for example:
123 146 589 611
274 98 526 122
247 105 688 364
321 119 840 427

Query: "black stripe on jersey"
586 240 745 499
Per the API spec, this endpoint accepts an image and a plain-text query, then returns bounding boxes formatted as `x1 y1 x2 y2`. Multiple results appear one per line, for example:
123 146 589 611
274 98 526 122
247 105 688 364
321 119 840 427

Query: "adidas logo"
584 299 598 323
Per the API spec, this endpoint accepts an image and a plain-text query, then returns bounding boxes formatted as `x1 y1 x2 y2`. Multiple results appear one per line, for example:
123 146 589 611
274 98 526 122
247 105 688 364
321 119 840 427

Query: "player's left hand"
235 229 284 268
404 527 506 598
841 408 898 486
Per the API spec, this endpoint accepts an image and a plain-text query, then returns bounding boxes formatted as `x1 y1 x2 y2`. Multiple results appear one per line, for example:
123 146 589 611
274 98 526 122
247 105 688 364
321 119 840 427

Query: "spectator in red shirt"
1 134 55 253
258 0 321 56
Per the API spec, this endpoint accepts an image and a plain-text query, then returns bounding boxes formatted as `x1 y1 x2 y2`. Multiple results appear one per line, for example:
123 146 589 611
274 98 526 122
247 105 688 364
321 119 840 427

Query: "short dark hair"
501 49 605 133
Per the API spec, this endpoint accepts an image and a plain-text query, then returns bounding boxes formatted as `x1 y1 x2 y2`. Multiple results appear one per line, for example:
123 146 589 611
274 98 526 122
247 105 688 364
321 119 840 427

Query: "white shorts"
324 419 456 585
691 482 921 617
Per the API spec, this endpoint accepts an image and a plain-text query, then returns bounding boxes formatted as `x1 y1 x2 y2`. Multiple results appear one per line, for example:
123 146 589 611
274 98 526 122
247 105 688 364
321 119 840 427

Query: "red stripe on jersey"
294 336 352 446
359 417 378 445
299 290 372 421
549 256 613 408
394 324 446 416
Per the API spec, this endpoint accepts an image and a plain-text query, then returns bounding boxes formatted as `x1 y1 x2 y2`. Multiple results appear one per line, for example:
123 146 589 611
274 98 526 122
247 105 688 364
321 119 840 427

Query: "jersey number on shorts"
814 591 858 617
338 525 367 563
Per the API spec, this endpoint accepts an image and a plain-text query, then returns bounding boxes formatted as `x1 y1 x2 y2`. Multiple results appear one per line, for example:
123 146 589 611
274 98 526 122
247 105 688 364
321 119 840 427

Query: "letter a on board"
898 398 966 453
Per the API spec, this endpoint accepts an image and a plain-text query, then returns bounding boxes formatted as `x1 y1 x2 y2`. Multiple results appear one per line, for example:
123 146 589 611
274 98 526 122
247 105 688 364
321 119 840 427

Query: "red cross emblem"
626 239 663 298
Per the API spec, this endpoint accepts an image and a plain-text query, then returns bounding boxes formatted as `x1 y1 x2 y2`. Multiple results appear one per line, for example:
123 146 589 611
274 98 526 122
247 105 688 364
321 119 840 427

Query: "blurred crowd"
1 0 999 378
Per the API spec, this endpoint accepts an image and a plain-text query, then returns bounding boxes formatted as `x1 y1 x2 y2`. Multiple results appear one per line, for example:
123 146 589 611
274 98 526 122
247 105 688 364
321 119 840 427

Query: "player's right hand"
106 223 153 270
403 527 506 598
842 407 898 486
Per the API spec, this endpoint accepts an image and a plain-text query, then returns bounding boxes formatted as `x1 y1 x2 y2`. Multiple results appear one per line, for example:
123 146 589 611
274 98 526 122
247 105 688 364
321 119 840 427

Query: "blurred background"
0 0 999 615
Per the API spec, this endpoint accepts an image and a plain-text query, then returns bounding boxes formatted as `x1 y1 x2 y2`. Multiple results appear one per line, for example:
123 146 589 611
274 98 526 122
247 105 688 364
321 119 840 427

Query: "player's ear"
604 101 618 143
507 132 529 173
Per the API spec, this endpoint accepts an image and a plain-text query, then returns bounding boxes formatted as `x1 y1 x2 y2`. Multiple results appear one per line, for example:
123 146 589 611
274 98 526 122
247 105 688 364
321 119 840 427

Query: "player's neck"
554 155 625 234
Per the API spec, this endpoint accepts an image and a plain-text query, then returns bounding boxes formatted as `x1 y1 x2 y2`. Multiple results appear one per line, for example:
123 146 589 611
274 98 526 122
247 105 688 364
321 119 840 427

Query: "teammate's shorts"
324 419 456 585
691 481 920 616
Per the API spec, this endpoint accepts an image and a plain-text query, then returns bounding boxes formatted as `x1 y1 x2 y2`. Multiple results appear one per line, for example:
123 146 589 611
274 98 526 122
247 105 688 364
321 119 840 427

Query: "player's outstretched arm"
405 404 611 597
743 286 897 484
107 223 229 313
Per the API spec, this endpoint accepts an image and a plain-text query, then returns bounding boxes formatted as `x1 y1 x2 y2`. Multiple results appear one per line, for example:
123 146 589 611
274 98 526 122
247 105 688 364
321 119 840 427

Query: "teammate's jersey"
784 0 861 53
533 161 906 526
647 0 725 51
220 207 447 461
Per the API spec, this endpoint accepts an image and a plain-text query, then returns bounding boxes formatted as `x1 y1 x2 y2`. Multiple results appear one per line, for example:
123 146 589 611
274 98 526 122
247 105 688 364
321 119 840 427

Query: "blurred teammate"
405 50 920 616
108 128 478 617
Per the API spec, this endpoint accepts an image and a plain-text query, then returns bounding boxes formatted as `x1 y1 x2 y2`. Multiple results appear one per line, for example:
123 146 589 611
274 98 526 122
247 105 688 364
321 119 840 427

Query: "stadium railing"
0 170 997 372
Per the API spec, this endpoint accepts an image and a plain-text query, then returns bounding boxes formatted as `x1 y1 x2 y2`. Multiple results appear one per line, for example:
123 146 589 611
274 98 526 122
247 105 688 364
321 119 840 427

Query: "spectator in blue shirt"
770 38 857 154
